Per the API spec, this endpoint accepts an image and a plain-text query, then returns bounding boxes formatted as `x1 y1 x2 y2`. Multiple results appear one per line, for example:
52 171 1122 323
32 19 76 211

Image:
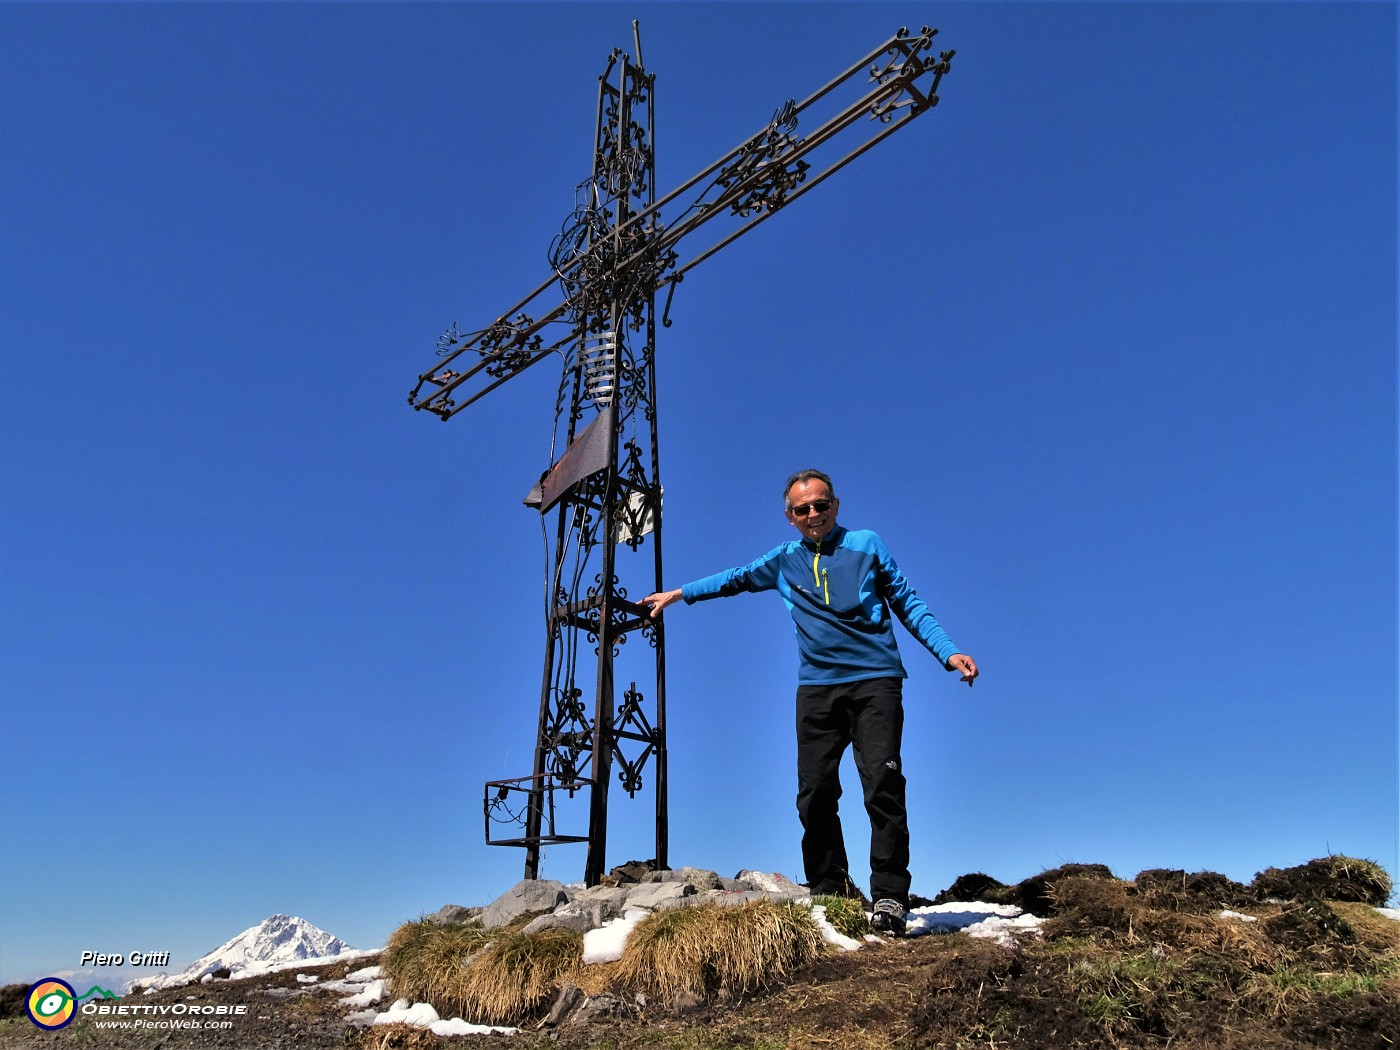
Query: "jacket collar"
800 523 846 554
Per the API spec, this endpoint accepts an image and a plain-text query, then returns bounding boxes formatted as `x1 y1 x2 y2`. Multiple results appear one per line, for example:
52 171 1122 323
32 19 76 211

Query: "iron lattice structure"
409 25 954 887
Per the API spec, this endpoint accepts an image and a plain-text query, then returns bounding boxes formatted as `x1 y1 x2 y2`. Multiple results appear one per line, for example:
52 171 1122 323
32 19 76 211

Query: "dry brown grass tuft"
1330 900 1400 959
455 927 584 1024
379 919 491 1015
612 899 827 1002
380 917 582 1025
1143 909 1277 971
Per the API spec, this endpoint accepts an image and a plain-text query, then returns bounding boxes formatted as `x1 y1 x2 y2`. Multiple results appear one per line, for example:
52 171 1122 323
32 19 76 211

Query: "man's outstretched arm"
642 546 786 618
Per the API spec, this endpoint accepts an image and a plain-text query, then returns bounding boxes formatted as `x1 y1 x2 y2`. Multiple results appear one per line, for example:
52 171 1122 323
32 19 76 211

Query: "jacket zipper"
812 551 830 605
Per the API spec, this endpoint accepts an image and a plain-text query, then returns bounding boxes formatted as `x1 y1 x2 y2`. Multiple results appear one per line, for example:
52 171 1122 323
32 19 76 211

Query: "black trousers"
795 676 911 906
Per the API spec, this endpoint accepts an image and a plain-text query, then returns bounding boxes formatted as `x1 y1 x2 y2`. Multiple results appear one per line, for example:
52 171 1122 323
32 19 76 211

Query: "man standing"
642 469 978 935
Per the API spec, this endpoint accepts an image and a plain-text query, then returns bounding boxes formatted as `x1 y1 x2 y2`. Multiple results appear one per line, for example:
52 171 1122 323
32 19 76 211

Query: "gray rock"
521 897 619 935
643 866 724 890
571 885 631 909
520 913 571 935
622 880 694 910
543 983 584 1027
713 889 774 906
653 891 717 912
426 904 480 925
480 879 570 929
734 870 808 898
560 898 622 927
656 888 776 912
566 993 637 1027
722 890 778 907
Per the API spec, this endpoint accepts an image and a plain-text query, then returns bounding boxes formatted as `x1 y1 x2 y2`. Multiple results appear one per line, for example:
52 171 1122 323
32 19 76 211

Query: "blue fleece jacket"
680 524 961 685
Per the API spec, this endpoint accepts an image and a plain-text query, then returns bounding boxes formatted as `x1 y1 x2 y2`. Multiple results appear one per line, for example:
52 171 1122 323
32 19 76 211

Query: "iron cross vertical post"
409 24 954 887
519 30 671 887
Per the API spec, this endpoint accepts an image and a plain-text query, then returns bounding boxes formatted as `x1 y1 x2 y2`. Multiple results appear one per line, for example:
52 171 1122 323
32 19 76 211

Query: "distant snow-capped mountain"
134 914 356 991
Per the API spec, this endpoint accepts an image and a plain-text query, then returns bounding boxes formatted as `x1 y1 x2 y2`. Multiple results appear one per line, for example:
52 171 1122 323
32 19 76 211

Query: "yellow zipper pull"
822 567 830 605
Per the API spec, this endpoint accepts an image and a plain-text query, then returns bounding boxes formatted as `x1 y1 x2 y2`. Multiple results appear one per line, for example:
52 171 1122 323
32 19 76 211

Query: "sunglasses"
790 500 832 517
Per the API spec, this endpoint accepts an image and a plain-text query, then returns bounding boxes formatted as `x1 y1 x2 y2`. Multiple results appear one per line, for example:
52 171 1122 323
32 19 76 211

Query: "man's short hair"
784 469 835 507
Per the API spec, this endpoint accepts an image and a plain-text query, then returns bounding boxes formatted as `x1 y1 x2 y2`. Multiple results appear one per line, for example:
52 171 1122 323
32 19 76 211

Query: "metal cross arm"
407 26 953 422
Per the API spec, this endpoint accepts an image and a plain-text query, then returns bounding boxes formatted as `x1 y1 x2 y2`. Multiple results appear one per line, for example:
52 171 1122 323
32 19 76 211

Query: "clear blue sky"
1 1 1395 986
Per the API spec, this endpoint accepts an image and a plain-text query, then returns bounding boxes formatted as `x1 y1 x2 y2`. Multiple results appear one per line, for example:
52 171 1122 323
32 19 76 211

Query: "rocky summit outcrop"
442 862 810 940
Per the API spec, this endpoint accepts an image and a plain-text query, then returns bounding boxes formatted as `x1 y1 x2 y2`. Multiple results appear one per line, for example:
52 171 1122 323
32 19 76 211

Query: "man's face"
785 478 839 542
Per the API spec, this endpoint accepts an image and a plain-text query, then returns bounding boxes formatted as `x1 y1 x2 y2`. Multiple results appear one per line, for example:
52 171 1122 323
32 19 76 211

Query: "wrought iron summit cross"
408 23 954 887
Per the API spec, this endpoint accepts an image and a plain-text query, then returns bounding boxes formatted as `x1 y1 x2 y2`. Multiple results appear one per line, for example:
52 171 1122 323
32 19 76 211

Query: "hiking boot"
870 898 907 936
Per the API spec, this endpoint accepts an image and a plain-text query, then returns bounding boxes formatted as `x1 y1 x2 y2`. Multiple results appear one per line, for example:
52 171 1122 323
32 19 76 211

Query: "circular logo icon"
26 978 77 1029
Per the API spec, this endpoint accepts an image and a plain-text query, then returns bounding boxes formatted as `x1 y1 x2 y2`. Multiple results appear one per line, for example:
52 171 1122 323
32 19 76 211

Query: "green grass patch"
811 894 871 939
1064 947 1231 1031
1268 956 1399 998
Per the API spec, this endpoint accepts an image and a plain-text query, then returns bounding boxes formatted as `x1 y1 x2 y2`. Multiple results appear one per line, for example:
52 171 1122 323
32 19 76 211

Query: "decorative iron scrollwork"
613 685 658 796
710 100 811 217
546 684 591 789
618 684 653 736
436 321 464 355
479 313 543 378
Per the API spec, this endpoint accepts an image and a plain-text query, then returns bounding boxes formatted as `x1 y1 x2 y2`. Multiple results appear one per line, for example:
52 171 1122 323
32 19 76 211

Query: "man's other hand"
948 653 979 686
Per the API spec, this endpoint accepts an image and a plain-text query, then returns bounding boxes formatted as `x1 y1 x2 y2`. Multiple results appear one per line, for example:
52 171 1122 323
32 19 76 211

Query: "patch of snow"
296 974 319 984
230 947 380 982
582 908 649 964
906 901 1045 947
1219 910 1259 923
809 905 863 951
1376 908 1400 922
375 999 440 1027
430 1016 521 1036
372 998 518 1037
339 979 387 1008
